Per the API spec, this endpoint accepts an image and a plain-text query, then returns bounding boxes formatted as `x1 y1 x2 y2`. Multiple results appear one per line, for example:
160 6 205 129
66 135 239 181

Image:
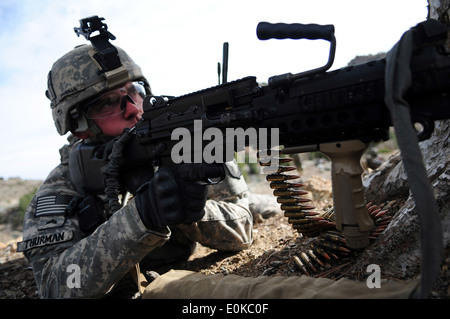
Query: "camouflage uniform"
19 136 253 298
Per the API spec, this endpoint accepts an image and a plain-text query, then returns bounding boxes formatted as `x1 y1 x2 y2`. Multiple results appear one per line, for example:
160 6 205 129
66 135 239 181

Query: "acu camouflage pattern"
21 136 253 298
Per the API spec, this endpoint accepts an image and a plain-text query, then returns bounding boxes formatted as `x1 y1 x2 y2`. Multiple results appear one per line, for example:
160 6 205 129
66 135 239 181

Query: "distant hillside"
347 52 387 66
0 178 42 243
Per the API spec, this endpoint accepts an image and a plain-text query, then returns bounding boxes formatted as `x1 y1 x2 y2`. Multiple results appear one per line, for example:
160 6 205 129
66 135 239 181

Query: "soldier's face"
87 82 144 137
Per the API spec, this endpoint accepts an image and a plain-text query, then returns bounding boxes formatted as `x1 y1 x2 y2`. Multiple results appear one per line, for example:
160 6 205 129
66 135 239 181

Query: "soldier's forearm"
177 199 253 252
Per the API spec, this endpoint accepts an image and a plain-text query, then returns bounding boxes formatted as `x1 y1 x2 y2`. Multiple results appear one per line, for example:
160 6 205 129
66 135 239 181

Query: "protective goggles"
84 81 146 119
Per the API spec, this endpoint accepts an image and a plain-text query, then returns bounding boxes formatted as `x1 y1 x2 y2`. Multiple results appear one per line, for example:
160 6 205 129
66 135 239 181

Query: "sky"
0 0 429 180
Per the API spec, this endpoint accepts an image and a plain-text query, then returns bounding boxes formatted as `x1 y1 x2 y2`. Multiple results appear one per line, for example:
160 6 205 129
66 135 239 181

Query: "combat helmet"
45 16 151 137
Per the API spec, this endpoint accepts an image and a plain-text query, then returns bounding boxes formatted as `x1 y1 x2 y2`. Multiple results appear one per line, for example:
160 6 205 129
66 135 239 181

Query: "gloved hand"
94 139 116 161
95 138 155 195
94 128 132 161
134 163 224 229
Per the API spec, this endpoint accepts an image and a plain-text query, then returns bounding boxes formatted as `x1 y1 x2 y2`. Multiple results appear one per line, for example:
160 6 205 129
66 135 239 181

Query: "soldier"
18 43 255 298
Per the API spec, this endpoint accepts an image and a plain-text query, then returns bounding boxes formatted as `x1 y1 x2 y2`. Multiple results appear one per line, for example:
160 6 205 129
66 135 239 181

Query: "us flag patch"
35 195 73 217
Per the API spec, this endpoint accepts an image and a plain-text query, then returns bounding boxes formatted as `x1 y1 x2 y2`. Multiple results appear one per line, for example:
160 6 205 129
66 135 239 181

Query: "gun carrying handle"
257 22 336 87
320 140 374 250
257 22 335 41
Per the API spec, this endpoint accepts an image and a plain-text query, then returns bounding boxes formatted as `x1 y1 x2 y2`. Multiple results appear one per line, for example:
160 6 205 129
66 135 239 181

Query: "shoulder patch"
35 194 73 217
16 230 73 252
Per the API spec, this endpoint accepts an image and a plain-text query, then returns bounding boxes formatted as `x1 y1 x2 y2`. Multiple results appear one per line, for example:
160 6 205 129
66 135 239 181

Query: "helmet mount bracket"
74 16 123 76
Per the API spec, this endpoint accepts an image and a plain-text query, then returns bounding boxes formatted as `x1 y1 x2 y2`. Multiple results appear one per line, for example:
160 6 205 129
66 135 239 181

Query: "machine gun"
71 19 450 253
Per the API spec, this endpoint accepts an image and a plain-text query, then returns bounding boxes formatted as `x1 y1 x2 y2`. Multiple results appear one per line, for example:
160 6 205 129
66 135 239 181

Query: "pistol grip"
320 140 374 249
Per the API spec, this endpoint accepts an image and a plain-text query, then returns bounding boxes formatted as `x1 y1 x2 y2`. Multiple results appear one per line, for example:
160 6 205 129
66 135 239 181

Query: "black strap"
101 128 135 213
90 36 122 74
384 19 446 299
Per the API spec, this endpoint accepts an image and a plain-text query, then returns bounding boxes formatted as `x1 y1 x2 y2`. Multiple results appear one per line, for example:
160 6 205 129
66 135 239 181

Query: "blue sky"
0 0 428 180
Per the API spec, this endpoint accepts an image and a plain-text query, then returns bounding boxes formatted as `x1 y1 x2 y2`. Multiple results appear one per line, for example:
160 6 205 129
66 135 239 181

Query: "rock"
349 119 450 297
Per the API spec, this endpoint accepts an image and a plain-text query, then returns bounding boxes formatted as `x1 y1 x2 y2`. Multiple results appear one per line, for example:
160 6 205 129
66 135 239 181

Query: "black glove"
172 163 225 216
134 163 224 229
94 128 132 161
123 165 155 195
95 142 112 161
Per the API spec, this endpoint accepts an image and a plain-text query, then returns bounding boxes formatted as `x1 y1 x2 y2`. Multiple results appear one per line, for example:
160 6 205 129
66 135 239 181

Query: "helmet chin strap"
73 111 89 133
73 112 111 143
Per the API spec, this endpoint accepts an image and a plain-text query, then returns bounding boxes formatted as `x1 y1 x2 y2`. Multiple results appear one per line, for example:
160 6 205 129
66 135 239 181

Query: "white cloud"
0 0 428 179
